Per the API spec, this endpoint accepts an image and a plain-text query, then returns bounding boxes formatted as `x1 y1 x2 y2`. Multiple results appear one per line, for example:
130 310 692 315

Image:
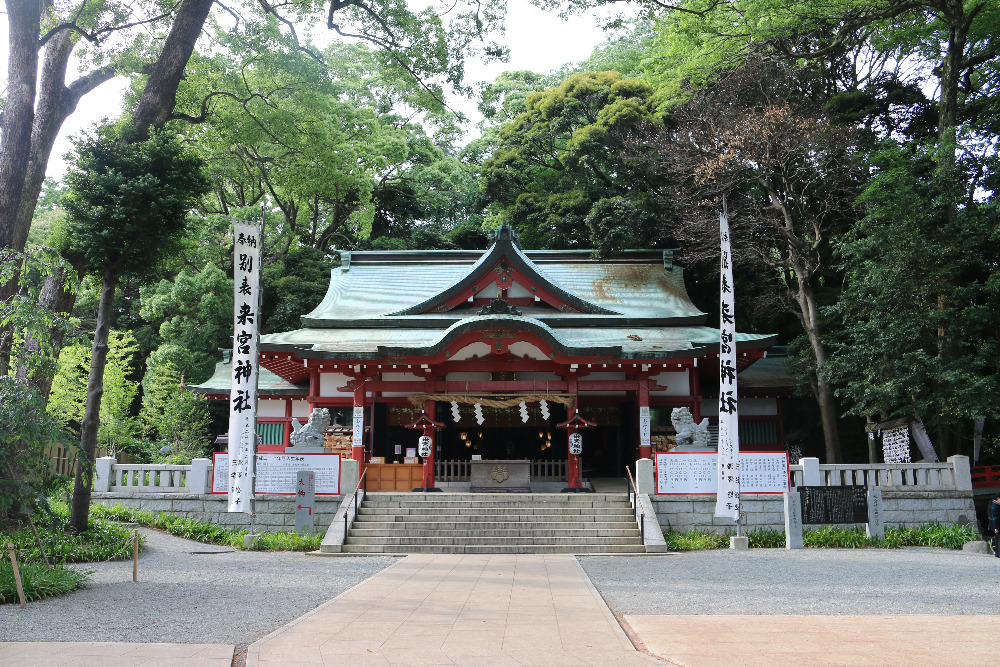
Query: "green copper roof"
188 353 307 396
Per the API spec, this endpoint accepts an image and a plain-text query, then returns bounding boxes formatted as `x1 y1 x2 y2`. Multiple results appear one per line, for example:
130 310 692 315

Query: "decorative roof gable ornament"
478 297 522 316
494 224 520 247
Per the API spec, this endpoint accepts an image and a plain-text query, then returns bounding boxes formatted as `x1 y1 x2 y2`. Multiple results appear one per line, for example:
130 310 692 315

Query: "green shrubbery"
91 504 323 551
663 524 979 551
0 560 89 604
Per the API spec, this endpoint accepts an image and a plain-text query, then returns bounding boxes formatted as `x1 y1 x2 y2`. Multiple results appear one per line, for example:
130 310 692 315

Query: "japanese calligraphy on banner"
715 205 740 520
882 426 911 464
656 452 788 495
227 220 263 513
352 406 364 450
639 406 651 451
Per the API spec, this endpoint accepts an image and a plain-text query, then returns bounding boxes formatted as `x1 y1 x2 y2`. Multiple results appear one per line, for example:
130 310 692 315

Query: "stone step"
352 521 638 531
356 507 634 517
340 544 647 554
364 493 627 501
344 534 643 546
360 501 632 510
347 527 641 538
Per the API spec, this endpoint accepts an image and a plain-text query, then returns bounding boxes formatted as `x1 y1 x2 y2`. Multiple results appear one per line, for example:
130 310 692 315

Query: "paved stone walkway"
246 554 658 666
3 553 997 666
625 615 994 667
0 641 234 666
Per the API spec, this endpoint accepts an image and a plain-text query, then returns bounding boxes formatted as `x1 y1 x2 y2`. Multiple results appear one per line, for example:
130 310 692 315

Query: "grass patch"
664 523 978 551
91 503 323 552
2 509 140 565
0 560 89 604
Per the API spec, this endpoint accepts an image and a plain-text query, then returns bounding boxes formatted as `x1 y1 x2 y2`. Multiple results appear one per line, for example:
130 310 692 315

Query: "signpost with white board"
655 451 789 495
213 453 341 495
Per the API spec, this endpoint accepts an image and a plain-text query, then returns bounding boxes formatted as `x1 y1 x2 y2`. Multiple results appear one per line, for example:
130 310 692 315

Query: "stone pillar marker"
784 491 804 549
866 486 884 539
295 470 316 535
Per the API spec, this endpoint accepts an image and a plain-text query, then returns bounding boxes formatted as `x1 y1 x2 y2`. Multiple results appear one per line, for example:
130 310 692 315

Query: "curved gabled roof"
300 227 706 327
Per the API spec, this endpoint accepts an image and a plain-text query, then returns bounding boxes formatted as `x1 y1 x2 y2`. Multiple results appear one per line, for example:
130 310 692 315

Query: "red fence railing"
971 465 1000 489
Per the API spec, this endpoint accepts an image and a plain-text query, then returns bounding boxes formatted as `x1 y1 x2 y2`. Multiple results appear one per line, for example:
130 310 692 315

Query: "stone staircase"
340 493 646 554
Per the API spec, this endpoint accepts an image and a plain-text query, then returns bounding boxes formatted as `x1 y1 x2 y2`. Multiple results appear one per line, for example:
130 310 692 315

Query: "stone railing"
94 457 213 494
435 459 567 482
788 456 972 492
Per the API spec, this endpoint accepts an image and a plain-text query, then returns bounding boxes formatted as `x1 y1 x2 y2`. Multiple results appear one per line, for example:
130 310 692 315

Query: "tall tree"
632 61 863 462
61 126 210 531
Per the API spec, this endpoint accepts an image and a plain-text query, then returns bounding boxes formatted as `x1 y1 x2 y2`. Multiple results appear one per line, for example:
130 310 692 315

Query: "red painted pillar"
566 375 582 489
423 399 436 490
638 377 652 460
282 400 293 450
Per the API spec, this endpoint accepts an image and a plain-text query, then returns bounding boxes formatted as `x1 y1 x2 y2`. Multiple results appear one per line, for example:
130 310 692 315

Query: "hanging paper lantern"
418 435 432 458
569 432 583 455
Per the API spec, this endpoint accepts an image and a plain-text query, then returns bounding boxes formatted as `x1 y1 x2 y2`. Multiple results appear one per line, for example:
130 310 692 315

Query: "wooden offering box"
366 462 423 492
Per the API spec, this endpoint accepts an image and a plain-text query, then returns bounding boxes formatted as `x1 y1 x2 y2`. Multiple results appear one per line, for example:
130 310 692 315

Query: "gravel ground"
580 547 1000 615
0 528 398 645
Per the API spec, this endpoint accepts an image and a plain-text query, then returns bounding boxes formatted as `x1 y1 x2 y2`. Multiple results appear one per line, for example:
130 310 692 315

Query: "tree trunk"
11 31 116 253
15 266 78 400
131 0 215 139
793 264 842 463
0 0 41 251
69 264 117 532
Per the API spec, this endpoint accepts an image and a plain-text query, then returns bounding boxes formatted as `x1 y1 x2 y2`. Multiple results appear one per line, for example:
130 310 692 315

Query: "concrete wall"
649 491 977 534
92 492 342 533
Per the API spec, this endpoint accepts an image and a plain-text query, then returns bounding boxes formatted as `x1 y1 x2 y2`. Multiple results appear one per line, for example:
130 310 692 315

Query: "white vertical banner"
352 406 364 449
227 220 263 513
639 406 651 452
715 203 741 521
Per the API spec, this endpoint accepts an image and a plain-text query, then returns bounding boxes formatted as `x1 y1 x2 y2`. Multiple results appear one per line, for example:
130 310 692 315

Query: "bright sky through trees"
0 0 623 179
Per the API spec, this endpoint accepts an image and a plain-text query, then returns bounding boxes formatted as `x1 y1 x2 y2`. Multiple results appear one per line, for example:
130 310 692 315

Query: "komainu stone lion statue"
290 408 331 448
671 407 711 448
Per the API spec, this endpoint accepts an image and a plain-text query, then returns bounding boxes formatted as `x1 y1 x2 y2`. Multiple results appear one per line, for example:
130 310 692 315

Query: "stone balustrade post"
800 457 821 487
635 458 655 495
188 458 212 493
94 456 115 492
948 455 972 491
341 458 359 496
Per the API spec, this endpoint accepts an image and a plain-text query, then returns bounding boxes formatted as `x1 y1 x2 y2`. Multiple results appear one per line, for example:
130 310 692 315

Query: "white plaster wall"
700 397 777 417
450 341 491 360
291 400 310 418
382 372 421 382
507 282 533 299
258 400 286 418
580 372 627 397
508 341 548 360
650 370 690 396
518 371 561 382
445 371 491 382
319 372 351 396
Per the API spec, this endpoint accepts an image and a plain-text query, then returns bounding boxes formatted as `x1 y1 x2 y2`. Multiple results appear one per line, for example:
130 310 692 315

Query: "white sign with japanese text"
639 406 651 451
213 453 341 495
227 220 263 513
656 452 788 495
352 406 364 450
715 207 741 520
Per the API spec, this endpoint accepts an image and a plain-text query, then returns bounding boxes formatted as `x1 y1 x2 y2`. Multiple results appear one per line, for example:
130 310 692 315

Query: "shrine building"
191 226 784 490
